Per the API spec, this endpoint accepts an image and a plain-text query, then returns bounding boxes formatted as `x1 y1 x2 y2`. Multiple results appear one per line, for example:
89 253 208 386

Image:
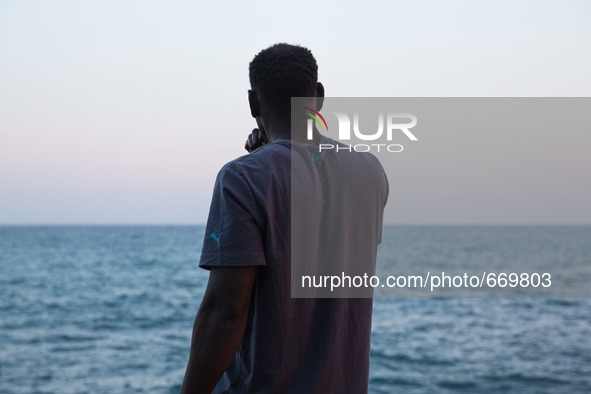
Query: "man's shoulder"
217 141 291 181
321 136 385 170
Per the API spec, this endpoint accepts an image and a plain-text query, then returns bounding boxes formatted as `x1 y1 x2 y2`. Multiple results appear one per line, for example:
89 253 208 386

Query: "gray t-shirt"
200 136 388 393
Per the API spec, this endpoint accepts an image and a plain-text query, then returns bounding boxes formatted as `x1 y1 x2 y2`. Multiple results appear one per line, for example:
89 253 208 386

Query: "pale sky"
1 0 590 224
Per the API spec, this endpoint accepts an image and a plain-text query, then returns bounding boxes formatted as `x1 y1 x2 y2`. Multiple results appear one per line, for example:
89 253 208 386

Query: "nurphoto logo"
305 108 419 153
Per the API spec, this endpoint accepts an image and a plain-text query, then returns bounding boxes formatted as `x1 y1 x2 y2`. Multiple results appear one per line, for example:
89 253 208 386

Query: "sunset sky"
1 0 590 224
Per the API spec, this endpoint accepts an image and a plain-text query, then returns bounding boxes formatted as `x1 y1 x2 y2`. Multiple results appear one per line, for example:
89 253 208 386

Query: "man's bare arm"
181 266 258 394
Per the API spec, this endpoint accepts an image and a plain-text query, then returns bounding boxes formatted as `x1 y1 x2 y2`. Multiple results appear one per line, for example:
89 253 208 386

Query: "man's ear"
248 90 260 118
316 82 325 111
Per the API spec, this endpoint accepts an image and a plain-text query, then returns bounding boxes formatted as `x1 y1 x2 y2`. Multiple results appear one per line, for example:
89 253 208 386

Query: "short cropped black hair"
249 43 318 105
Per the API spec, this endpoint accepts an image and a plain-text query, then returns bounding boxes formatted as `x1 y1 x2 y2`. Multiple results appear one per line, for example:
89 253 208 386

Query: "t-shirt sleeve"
199 162 267 269
378 165 389 245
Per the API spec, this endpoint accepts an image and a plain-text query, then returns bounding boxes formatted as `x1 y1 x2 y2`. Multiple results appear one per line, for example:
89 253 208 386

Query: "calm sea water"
1 226 590 393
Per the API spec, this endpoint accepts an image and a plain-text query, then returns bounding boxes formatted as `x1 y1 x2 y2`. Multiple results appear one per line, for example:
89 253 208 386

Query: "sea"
1 225 590 393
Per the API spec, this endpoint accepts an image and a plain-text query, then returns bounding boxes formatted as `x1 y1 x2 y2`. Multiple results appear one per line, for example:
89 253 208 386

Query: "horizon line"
1 223 590 227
